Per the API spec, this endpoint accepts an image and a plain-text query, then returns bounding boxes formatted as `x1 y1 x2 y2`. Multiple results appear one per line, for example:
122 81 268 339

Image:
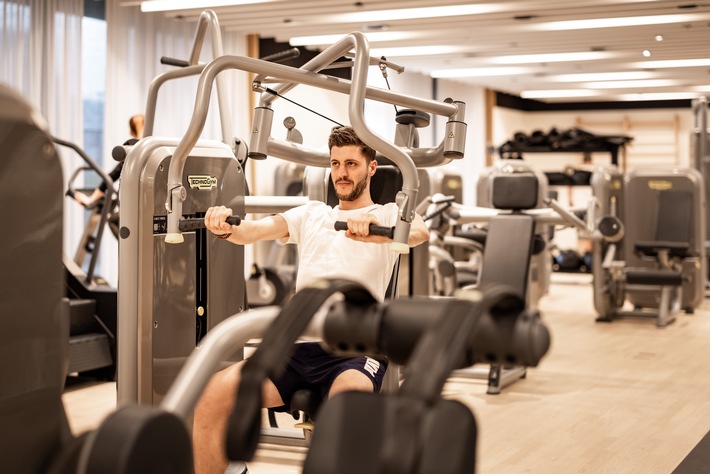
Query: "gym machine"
117 16 467 464
691 96 710 283
116 10 309 406
0 83 70 474
549 165 705 327
54 138 118 380
437 165 551 393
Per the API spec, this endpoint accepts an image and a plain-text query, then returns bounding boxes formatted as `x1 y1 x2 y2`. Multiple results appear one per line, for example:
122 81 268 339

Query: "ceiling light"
290 31 420 47
328 3 503 23
431 67 531 78
550 71 657 82
488 51 614 64
533 13 709 31
631 58 710 68
520 89 600 99
619 92 702 101
655 34 665 41
583 79 682 89
643 49 652 57
140 0 273 12
371 45 473 57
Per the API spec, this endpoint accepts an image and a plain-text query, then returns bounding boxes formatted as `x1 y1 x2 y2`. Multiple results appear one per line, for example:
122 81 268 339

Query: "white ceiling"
131 0 710 103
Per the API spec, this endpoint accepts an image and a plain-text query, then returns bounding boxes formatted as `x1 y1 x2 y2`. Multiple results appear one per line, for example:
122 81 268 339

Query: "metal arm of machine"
144 10 233 147
160 281 550 427
164 32 466 252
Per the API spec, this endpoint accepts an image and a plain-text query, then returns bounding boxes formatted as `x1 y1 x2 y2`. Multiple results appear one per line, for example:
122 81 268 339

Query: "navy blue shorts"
269 342 388 412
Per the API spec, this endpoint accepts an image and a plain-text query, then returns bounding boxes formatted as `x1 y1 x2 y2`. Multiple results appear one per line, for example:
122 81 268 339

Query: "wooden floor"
62 273 710 473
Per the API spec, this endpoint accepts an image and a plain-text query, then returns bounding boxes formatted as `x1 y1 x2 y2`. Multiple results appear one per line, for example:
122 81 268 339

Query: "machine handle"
334 221 395 239
179 215 242 232
161 48 299 69
160 56 190 68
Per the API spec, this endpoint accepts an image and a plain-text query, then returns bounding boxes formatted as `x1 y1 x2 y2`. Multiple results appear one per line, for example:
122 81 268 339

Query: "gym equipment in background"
549 166 706 327
690 96 710 283
477 160 552 308
54 137 118 380
498 126 633 168
448 167 547 394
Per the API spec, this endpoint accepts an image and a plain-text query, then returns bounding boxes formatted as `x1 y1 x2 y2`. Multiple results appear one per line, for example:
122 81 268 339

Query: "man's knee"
329 369 374 397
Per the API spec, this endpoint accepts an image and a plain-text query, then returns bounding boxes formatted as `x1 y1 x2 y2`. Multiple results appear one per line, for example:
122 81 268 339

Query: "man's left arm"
406 212 429 247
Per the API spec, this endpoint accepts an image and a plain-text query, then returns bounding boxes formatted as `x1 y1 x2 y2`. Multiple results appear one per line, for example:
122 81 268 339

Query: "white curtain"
104 1 250 152
0 0 84 255
102 1 250 285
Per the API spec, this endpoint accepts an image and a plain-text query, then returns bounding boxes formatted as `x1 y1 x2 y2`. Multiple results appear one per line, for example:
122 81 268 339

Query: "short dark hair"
328 126 376 163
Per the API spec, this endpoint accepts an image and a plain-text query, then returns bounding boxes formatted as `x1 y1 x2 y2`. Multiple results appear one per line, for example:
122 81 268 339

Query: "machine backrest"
655 189 693 244
490 173 539 210
477 215 536 301
476 172 539 301
325 165 431 207
0 84 68 473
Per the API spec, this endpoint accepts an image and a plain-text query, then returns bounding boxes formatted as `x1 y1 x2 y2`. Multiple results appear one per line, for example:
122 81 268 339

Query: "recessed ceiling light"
371 45 473 57
520 89 600 99
431 66 531 78
289 31 420 47
631 58 710 68
584 79 681 89
550 71 657 82
620 92 701 101
327 3 503 23
643 49 652 57
532 13 709 31
489 51 614 64
140 0 273 12
655 34 665 41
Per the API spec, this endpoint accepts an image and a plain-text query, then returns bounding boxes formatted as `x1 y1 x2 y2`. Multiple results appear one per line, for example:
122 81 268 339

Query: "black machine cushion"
626 270 684 287
490 173 539 210
302 392 477 474
477 214 536 301
81 405 193 474
655 189 693 244
634 241 691 259
327 165 403 207
634 189 693 259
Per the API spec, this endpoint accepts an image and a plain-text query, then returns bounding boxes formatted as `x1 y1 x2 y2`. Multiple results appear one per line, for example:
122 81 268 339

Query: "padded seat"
626 269 684 287
634 240 691 259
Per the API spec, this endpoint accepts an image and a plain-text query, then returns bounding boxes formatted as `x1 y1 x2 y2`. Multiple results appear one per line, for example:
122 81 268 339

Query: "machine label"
648 180 672 191
187 175 218 190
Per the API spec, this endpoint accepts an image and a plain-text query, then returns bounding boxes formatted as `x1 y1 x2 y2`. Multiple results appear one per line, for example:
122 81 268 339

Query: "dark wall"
496 91 692 112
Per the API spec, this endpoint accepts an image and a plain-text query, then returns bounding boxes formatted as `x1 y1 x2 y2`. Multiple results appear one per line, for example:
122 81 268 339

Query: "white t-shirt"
279 201 400 302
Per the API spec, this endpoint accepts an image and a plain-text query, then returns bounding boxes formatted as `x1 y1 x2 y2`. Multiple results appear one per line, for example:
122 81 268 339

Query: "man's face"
330 145 374 201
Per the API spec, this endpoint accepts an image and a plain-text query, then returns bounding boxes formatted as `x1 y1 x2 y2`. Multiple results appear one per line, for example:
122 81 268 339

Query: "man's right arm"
204 205 289 244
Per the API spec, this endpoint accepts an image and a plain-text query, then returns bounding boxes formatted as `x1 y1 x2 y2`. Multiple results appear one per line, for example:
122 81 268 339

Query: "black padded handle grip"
334 221 395 239
178 215 241 232
160 56 190 68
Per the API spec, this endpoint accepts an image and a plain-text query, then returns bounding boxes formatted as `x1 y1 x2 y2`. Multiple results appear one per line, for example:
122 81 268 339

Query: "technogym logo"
187 175 218 190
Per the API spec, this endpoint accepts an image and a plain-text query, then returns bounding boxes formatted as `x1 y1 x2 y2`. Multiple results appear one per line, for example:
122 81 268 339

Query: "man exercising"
193 126 429 474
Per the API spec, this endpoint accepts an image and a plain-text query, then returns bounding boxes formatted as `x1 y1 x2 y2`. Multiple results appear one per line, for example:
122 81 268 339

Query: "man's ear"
369 159 377 176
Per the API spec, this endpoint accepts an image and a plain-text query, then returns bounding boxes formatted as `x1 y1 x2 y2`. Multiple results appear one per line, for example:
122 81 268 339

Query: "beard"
334 176 368 201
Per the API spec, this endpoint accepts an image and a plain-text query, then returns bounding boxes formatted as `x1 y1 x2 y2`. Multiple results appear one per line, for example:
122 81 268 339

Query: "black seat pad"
302 392 476 474
635 240 690 259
